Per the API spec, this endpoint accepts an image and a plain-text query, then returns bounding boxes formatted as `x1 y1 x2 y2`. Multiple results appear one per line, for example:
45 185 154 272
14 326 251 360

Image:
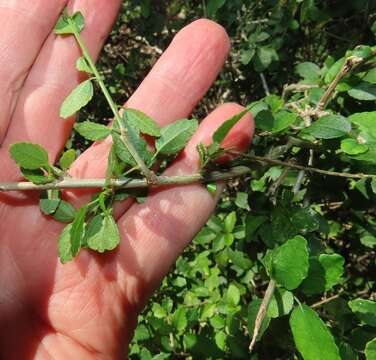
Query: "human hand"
0 1 253 358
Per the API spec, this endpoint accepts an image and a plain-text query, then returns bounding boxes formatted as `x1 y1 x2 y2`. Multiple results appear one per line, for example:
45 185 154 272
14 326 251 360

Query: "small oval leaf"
124 108 160 137
9 142 49 170
74 121 111 141
156 119 198 155
60 80 94 119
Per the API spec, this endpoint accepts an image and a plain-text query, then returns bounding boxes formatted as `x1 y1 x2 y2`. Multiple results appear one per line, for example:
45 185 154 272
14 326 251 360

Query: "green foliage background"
74 1 376 359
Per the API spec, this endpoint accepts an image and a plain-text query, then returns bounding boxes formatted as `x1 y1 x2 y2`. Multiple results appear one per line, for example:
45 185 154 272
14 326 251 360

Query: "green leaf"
235 192 250 210
226 284 240 307
361 233 376 248
227 248 252 270
60 80 94 119
105 145 122 180
339 341 359 360
261 249 274 276
267 288 294 318
207 0 226 17
151 303 166 319
324 58 345 84
240 48 255 65
249 31 270 43
21 168 54 184
290 305 341 360
54 12 73 34
348 82 376 101
349 112 376 136
255 110 274 131
133 324 150 342
224 211 237 233
364 68 376 84
113 123 153 167
348 299 376 327
9 142 49 170
52 200 76 223
248 299 271 341
124 109 160 137
214 331 227 351
156 119 198 155
349 327 376 352
74 121 111 141
59 149 76 170
172 307 187 332
303 114 351 139
249 101 269 118
212 108 249 144
70 206 87 256
272 111 298 133
291 207 320 233
300 254 344 295
295 62 321 81
245 215 267 238
365 338 376 360
264 95 283 112
352 45 373 59
341 138 369 155
253 46 278 72
272 235 309 290
85 214 120 253
70 11 85 32
349 112 376 146
58 224 74 264
372 20 376 34
40 199 61 215
210 314 225 329
54 11 85 35
76 57 93 74
206 183 217 195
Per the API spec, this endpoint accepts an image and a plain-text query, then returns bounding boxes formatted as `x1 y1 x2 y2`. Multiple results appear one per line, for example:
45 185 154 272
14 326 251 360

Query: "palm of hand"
0 1 252 359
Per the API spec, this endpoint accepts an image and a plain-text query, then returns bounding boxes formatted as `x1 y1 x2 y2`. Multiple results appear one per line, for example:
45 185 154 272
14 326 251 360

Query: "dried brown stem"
249 280 276 352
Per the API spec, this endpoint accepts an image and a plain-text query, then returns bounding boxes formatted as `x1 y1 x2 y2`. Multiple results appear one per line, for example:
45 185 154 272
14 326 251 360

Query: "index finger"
0 0 68 144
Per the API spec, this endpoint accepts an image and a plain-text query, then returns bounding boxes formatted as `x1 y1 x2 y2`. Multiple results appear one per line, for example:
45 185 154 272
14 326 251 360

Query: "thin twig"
293 108 314 194
286 136 321 151
267 167 290 204
259 73 270 96
249 280 276 352
311 291 344 309
316 49 376 112
202 0 207 17
293 170 306 194
250 18 269 24
282 83 319 102
233 153 373 180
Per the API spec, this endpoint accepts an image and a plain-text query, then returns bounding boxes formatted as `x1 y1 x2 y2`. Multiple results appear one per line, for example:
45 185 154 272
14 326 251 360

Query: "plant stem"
316 49 376 112
249 279 276 352
69 19 157 184
259 73 270 96
1 153 374 192
231 152 373 180
0 166 250 192
282 83 319 102
202 0 207 17
287 136 321 151
311 290 344 309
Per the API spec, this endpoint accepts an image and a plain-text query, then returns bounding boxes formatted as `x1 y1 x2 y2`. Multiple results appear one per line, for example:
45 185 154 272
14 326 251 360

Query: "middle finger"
66 19 230 211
